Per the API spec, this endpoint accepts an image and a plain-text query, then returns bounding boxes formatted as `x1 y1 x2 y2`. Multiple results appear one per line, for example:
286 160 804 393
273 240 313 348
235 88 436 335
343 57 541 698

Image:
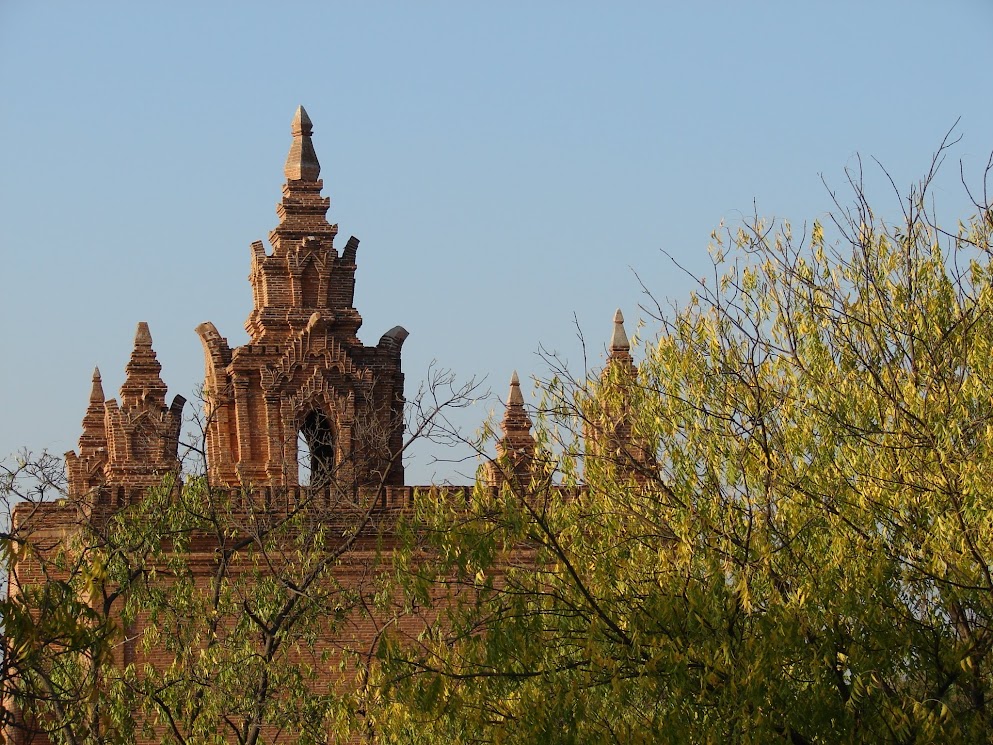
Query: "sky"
2 2 992 483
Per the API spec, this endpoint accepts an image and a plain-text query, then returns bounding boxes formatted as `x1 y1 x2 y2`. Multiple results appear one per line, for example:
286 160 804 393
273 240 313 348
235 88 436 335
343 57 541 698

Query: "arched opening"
298 409 336 487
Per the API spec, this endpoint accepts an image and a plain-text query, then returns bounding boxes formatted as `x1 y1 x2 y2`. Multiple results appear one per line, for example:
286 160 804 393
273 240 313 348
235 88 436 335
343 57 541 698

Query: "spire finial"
90 367 104 402
135 321 152 347
610 309 629 352
508 370 524 406
291 105 313 136
284 105 321 182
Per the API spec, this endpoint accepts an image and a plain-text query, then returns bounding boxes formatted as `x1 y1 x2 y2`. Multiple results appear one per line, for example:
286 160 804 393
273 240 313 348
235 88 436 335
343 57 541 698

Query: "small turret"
65 367 110 498
487 371 536 489
100 322 186 505
585 308 654 483
78 367 108 455
503 371 531 435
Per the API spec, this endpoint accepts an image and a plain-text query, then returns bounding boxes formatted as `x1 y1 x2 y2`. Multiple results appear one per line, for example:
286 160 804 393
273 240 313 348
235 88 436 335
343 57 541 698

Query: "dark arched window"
298 409 335 487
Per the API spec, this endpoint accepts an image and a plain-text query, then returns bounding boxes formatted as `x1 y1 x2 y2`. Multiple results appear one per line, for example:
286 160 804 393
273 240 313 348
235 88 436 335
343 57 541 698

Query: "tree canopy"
375 143 993 743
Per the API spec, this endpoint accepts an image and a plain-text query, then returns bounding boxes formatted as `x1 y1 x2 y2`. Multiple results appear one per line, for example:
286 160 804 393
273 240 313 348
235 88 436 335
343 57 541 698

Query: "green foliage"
3 475 380 744
1 369 481 744
375 151 993 743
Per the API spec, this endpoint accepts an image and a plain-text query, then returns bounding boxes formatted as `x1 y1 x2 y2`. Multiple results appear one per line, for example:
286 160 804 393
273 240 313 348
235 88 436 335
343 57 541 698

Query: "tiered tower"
196 106 407 490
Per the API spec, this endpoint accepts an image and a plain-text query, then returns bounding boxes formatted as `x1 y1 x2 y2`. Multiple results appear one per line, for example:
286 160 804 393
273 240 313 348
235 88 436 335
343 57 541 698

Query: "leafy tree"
3 455 368 745
2 369 480 745
1 451 125 745
375 138 993 743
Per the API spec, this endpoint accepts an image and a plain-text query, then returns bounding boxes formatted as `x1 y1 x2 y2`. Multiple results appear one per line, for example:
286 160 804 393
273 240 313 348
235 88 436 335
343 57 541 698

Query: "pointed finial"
90 367 104 401
508 370 524 406
291 105 314 137
610 309 629 352
284 105 321 182
135 321 152 347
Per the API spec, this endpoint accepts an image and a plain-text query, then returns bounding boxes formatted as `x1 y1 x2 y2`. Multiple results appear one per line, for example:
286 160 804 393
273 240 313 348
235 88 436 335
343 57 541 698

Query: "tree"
374 138 993 743
1 368 481 745
1 451 124 744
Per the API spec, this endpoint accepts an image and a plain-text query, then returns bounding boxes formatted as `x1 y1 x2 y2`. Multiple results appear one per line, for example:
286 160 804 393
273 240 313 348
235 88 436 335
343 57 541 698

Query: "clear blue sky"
2 2 991 483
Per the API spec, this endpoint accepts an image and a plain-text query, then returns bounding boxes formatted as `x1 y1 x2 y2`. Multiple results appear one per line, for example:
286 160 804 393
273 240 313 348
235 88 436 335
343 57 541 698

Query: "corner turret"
64 325 185 508
487 371 536 488
65 368 109 497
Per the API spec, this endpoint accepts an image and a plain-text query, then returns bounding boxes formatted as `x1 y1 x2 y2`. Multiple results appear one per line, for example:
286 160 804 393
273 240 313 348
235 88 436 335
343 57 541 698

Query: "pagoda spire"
268 105 337 247
284 105 321 182
120 322 168 411
247 106 357 343
501 371 532 437
586 308 655 481
65 366 111 498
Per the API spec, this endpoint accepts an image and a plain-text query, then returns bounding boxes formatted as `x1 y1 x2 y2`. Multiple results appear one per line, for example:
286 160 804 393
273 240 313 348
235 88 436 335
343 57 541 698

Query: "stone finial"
606 308 636 379
284 105 321 182
610 309 629 352
134 321 153 348
508 370 524 406
291 105 313 137
89 367 104 403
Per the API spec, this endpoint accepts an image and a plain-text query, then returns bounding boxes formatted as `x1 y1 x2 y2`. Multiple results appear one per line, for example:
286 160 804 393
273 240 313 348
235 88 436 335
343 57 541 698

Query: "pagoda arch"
296 406 337 488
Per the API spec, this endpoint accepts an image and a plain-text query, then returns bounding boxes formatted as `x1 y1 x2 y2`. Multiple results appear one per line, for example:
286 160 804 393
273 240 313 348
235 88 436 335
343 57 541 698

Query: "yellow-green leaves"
377 154 993 744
